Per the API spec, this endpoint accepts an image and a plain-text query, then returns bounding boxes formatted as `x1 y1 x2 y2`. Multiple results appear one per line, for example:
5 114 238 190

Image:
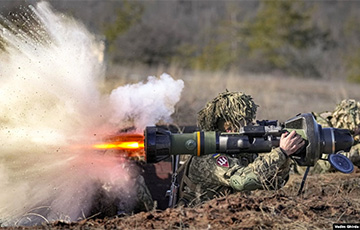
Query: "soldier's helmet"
197 91 258 131
330 99 360 141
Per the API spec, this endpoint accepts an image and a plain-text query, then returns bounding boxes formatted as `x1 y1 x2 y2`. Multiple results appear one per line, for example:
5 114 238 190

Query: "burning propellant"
0 1 184 226
92 133 146 160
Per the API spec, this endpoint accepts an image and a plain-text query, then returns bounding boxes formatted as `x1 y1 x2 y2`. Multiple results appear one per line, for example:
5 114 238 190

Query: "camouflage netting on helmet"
197 91 258 131
330 99 360 136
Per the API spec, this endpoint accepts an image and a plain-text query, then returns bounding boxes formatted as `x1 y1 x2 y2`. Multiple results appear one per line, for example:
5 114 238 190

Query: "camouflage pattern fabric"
178 91 291 207
95 150 154 214
311 111 332 128
343 144 360 168
295 145 360 175
330 99 360 143
294 158 332 175
118 161 154 213
181 149 290 206
132 173 154 213
295 100 360 174
197 91 258 131
90 173 153 217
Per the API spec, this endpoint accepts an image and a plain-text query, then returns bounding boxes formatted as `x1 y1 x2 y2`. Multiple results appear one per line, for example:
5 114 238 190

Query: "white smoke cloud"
0 2 184 226
109 73 184 131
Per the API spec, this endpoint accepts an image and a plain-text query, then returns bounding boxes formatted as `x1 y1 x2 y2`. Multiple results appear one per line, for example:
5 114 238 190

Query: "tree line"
2 0 360 82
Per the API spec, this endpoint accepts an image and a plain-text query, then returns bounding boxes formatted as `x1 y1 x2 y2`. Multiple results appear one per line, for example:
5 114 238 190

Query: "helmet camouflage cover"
330 99 360 141
330 99 360 136
197 91 258 131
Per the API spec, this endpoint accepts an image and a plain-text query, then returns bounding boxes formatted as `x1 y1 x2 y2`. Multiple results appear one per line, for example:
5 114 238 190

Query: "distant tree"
345 51 360 83
103 0 143 53
191 40 235 70
343 15 360 83
193 3 241 70
242 0 333 77
175 0 334 76
115 24 182 66
174 2 243 71
112 1 228 67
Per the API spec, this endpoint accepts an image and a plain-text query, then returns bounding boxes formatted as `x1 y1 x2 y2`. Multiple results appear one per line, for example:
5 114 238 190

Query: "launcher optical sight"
145 113 354 173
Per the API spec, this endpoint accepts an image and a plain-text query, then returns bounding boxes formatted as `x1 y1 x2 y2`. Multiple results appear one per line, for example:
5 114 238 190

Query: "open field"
104 64 360 125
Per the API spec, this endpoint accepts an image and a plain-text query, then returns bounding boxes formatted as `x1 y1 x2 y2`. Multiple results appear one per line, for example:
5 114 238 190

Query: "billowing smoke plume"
109 73 184 132
0 2 184 226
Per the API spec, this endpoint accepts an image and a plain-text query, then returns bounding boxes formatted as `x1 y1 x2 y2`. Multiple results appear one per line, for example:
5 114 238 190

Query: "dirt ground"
3 167 359 230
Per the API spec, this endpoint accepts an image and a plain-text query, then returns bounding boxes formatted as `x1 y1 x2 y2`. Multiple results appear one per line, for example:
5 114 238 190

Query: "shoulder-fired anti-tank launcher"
145 113 354 174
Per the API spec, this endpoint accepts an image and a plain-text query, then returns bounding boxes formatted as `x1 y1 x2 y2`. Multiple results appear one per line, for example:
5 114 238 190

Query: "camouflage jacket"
294 112 360 174
314 111 360 166
178 148 291 207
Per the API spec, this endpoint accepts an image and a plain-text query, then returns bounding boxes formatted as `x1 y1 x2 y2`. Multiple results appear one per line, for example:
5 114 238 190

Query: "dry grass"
41 171 360 230
103 64 360 125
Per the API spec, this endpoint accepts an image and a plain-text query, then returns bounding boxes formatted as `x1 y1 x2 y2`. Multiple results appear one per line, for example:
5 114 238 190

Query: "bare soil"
3 168 359 230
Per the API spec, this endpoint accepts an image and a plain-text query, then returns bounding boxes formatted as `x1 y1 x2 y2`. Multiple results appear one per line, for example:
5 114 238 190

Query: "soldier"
177 91 305 207
307 99 360 173
330 99 360 167
90 130 154 217
89 159 154 217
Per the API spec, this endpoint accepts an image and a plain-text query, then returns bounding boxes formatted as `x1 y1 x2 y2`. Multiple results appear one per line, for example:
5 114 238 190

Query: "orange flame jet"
92 133 145 159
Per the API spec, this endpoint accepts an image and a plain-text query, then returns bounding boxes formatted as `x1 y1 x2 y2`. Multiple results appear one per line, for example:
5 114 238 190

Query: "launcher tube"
144 113 354 165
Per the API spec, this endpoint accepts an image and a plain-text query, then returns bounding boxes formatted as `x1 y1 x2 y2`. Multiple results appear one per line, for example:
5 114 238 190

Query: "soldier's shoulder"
351 143 360 150
318 111 332 118
312 111 332 127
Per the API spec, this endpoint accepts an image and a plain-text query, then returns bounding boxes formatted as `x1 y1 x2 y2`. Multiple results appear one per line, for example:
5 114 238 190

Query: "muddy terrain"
3 167 359 230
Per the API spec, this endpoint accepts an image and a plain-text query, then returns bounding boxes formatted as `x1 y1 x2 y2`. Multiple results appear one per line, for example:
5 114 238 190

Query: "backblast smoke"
0 2 184 226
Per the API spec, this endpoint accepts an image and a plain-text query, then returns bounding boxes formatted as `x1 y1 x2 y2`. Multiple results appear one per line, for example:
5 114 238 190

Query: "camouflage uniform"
90 150 154 217
122 161 154 213
178 91 292 207
326 100 360 168
296 99 360 174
